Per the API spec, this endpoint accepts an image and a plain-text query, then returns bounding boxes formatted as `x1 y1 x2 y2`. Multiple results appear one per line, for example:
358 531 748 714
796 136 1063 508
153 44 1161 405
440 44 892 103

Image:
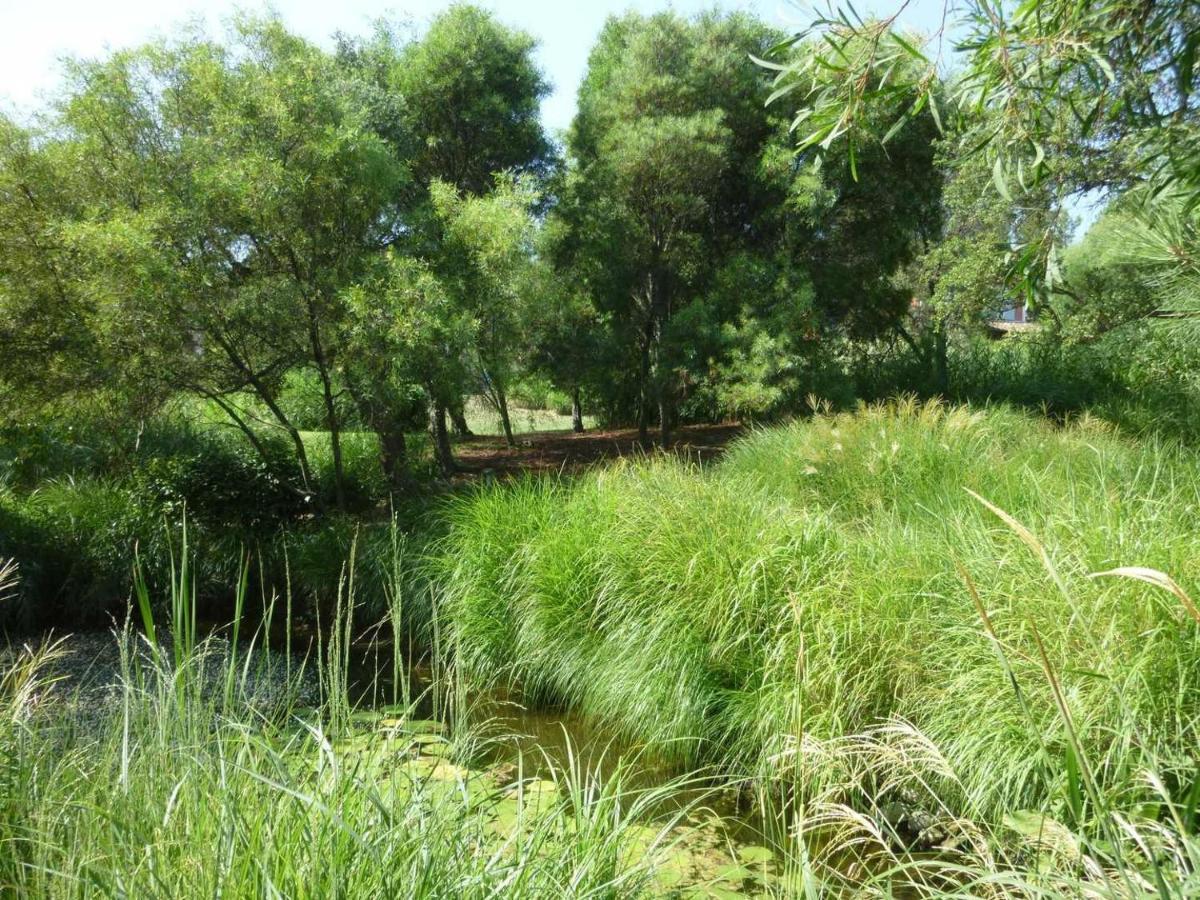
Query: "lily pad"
735 844 773 865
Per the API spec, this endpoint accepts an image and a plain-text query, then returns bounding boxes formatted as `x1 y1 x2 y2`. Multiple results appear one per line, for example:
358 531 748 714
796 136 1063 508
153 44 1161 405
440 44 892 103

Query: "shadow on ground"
450 423 744 481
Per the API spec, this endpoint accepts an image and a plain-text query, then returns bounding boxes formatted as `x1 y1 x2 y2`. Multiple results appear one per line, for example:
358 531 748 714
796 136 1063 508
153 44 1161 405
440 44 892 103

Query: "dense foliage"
0 2 1194 624
3 3 1195 486
2 4 1200 894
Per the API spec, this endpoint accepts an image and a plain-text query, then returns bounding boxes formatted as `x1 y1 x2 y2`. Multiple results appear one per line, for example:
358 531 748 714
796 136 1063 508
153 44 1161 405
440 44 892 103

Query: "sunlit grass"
0 541 737 898
461 395 596 437
7 401 1200 895
436 398 1200 894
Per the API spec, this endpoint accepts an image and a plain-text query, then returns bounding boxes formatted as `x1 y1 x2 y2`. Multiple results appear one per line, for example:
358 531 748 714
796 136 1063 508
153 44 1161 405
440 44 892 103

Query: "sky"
0 0 952 134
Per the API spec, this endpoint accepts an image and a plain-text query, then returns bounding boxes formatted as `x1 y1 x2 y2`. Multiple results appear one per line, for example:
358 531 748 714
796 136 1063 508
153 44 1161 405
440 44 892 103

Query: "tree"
0 117 121 418
764 1 1200 304
553 11 945 435
522 239 608 433
390 4 552 197
430 177 537 447
673 250 823 422
1056 196 1199 342
557 11 789 444
0 19 412 507
344 255 472 479
891 144 1040 391
340 5 553 453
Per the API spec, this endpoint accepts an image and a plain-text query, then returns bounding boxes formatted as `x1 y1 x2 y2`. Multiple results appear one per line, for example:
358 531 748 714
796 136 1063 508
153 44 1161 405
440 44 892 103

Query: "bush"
507 374 573 415
134 425 306 529
305 431 389 513
946 334 1123 414
0 406 443 627
0 478 168 626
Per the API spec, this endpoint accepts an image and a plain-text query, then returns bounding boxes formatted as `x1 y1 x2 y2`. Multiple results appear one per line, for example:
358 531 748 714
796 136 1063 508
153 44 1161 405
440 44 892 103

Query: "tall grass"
0 548 724 898
436 398 1200 892
0 558 16 605
7 400 1200 894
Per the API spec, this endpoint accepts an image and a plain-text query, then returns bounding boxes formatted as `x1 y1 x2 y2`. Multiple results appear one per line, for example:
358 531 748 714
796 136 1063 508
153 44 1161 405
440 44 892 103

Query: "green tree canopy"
389 4 552 196
765 1 1200 305
554 11 795 442
1 18 412 504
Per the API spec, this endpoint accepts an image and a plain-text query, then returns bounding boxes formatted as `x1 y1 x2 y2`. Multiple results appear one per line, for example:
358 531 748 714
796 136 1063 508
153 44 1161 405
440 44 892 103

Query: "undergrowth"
5 401 1200 895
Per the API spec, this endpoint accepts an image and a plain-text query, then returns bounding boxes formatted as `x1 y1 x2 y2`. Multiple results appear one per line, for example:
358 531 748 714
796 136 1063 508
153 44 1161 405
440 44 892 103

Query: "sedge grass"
435 398 1200 893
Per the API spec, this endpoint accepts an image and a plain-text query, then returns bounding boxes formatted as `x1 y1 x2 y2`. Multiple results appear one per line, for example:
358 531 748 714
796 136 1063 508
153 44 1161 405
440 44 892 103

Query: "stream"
12 626 792 896
343 642 791 897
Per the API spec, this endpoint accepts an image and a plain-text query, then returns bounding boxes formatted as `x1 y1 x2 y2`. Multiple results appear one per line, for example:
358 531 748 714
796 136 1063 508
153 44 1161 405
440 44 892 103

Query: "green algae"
324 711 782 897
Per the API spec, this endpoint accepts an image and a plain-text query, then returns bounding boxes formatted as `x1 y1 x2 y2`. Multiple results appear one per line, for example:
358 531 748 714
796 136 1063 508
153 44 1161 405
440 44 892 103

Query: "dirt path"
450 423 744 480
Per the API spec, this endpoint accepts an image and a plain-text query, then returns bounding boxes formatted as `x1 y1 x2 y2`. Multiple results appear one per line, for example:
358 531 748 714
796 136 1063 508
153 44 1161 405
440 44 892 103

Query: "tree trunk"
651 321 671 446
571 388 584 433
206 330 316 496
377 424 409 492
637 328 652 445
282 419 317 500
647 266 672 448
449 397 473 438
933 324 949 396
496 387 515 447
320 384 346 511
342 372 409 494
305 302 346 510
658 388 672 447
428 397 456 478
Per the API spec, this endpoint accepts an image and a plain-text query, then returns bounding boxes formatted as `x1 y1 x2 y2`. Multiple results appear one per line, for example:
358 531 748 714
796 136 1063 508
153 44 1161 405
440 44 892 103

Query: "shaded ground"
450 422 745 480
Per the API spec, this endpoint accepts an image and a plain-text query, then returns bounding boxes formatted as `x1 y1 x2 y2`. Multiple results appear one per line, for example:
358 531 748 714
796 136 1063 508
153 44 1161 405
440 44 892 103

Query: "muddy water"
343 645 791 897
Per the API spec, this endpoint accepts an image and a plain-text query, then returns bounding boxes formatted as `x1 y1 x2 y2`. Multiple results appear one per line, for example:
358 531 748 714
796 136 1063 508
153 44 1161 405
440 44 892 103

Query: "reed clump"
0 552 710 898
437 399 1200 892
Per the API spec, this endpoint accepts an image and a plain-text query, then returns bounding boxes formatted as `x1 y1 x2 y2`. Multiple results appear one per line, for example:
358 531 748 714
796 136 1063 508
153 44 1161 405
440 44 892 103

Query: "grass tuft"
435 399 1200 892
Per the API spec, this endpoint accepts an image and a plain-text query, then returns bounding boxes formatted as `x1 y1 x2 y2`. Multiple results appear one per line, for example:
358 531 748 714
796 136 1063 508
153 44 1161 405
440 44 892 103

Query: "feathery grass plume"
0 557 17 605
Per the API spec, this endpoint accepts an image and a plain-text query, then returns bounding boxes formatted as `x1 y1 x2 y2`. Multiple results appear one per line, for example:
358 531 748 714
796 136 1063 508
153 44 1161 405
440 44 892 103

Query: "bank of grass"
436 398 1200 892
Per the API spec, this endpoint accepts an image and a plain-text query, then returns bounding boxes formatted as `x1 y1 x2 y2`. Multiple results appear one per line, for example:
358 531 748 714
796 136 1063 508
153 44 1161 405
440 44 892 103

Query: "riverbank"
4 401 1199 896
433 399 1200 894
0 626 787 897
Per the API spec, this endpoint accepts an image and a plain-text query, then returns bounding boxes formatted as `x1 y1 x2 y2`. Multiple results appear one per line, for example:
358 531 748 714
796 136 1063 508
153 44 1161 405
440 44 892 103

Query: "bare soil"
449 423 745 481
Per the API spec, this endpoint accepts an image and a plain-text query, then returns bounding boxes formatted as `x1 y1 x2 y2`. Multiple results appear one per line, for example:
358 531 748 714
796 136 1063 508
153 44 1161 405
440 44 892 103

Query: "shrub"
0 421 115 488
134 426 305 529
508 374 573 415
305 430 389 513
0 478 167 626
